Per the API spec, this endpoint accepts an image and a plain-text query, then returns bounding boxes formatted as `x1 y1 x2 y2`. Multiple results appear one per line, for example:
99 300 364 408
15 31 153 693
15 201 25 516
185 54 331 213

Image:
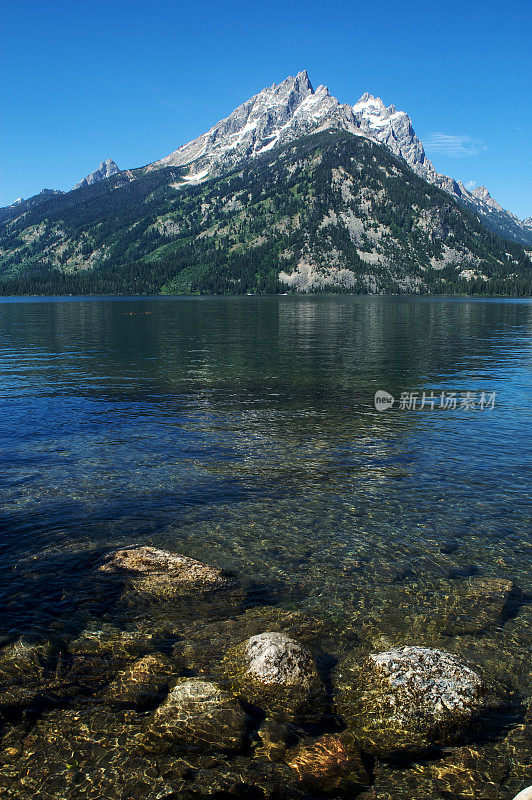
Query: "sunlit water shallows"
0 295 531 799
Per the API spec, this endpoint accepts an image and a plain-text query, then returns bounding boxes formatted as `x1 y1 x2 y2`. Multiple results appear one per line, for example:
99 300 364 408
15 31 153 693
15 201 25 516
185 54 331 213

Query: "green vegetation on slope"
0 131 530 295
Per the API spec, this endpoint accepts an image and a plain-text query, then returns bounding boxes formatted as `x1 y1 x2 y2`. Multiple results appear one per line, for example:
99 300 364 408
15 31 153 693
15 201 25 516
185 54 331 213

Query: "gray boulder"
335 646 488 755
223 631 325 721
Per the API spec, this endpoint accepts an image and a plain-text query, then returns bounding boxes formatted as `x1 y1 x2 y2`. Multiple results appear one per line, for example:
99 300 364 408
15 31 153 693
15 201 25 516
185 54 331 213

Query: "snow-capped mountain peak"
148 71 362 179
95 72 531 245
352 92 436 181
349 91 531 243
75 158 120 190
353 92 400 123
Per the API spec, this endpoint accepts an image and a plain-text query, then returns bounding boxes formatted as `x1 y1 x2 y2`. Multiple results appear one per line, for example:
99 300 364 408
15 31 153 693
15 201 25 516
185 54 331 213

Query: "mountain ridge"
351 92 532 245
0 129 530 296
141 71 531 245
4 71 529 245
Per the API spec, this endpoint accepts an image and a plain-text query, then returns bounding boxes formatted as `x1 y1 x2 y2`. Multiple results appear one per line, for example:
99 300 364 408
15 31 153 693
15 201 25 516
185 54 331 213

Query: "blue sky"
2 0 531 218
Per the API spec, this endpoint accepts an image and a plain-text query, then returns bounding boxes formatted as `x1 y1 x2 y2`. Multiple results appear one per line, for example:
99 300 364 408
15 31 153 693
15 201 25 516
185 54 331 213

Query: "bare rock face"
75 158 120 189
97 546 235 600
148 678 247 752
223 632 325 721
148 71 361 182
353 92 434 182
335 646 488 755
104 653 175 707
286 733 368 792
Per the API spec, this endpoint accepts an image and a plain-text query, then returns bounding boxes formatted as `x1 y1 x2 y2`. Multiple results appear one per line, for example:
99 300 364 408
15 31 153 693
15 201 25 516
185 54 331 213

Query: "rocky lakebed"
0 544 530 799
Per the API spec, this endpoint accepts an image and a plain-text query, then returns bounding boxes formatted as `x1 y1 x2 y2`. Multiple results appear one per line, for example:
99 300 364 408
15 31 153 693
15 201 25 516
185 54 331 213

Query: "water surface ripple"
0 295 531 798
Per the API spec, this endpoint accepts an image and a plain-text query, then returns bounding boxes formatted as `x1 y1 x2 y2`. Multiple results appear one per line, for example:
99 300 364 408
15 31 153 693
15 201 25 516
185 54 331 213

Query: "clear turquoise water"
0 295 531 798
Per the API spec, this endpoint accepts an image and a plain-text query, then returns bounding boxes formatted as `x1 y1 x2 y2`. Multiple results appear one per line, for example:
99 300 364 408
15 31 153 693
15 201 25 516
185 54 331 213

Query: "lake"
0 295 531 798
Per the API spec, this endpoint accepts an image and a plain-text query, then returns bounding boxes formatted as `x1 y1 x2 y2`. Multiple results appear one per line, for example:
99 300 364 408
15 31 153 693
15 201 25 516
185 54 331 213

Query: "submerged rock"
286 733 368 791
438 577 520 634
171 606 336 679
335 646 487 755
503 706 532 799
56 652 116 693
0 705 162 799
148 678 248 752
175 758 303 799
254 718 293 762
223 631 325 721
68 623 158 659
98 546 236 600
104 652 175 707
371 743 507 800
0 637 55 681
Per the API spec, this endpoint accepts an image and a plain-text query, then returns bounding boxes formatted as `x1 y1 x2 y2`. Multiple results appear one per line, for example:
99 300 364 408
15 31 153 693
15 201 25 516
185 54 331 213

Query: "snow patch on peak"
148 71 361 180
353 92 434 181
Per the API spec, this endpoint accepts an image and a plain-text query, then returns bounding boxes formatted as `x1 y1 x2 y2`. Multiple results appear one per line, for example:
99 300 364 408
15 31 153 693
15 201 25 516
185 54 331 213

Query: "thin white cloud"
424 133 487 158
463 179 478 191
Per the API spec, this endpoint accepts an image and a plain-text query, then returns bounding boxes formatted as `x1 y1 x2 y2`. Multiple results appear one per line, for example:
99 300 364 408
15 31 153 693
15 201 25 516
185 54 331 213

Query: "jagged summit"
353 92 436 181
270 68 314 94
146 72 530 244
4 71 531 247
148 71 361 180
75 158 120 190
471 185 505 211
350 91 531 244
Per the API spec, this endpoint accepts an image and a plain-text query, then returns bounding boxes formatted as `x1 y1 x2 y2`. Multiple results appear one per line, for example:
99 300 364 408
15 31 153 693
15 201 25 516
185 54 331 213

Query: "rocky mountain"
4 72 530 249
144 74 531 246
352 93 435 181
352 93 532 246
0 71 530 296
148 71 362 180
0 130 530 296
0 188 64 224
75 158 120 190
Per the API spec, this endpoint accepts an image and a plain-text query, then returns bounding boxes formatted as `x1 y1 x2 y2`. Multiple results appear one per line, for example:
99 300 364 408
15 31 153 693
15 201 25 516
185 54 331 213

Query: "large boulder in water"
335 646 488 756
97 546 236 600
223 631 325 721
148 678 248 752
